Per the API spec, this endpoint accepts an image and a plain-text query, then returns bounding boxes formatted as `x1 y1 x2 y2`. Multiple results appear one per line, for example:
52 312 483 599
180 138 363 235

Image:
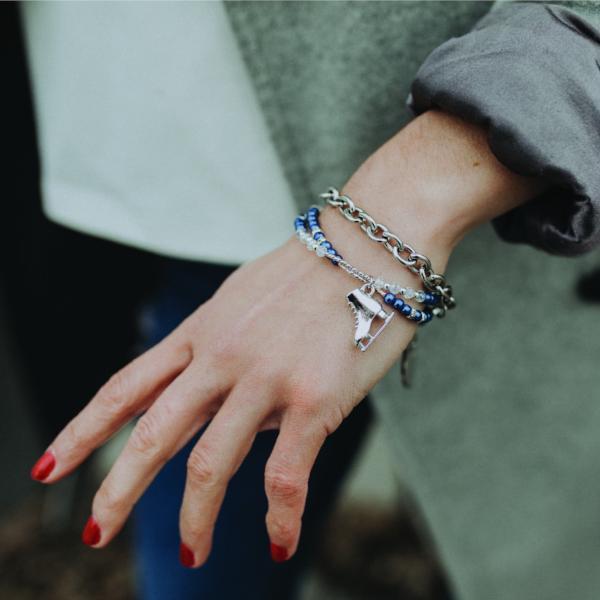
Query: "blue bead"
393 298 405 311
319 240 332 248
401 304 412 317
412 310 422 321
383 293 395 305
326 247 337 255
313 232 325 241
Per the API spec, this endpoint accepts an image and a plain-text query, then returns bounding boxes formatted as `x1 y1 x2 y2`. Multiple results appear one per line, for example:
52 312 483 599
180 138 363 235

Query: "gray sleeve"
407 1 600 257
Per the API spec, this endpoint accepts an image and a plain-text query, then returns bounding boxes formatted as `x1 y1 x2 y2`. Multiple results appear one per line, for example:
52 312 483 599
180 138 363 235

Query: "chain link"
320 187 456 311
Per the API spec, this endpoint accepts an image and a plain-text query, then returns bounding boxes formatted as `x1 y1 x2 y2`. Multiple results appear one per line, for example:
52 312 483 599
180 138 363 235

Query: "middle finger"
86 363 228 547
179 380 275 567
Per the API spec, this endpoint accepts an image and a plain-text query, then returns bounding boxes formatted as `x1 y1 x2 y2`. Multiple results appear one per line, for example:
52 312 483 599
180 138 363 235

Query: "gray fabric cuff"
407 1 600 257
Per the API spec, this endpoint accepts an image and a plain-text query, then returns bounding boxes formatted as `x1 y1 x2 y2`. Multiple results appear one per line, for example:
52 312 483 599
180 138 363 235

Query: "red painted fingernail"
179 542 195 568
270 542 289 563
30 450 56 481
82 516 101 546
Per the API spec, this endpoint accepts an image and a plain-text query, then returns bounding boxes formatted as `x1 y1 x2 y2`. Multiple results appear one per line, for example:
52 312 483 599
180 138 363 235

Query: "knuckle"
97 370 131 416
129 414 165 461
265 468 305 502
287 379 328 418
186 446 219 487
291 394 322 420
209 327 240 361
244 364 283 397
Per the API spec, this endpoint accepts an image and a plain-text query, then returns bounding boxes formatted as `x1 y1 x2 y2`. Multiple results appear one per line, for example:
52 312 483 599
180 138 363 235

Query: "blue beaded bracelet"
298 207 441 307
295 207 433 326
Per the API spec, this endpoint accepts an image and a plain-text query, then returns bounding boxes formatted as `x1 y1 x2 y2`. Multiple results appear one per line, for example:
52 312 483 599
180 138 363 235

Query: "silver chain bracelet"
320 187 456 313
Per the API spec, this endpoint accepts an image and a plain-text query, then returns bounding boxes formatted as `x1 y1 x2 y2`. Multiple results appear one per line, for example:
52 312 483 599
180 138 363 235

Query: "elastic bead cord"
294 208 433 326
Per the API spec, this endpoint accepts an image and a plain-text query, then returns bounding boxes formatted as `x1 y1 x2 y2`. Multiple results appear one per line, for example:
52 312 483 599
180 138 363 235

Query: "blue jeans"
132 258 372 600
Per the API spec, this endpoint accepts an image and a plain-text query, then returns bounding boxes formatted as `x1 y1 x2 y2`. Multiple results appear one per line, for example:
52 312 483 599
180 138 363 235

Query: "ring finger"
178 381 275 567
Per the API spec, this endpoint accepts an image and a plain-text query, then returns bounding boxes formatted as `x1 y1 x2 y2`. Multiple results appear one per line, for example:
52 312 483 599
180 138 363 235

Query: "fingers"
179 383 272 568
86 364 227 547
264 413 326 562
34 332 192 483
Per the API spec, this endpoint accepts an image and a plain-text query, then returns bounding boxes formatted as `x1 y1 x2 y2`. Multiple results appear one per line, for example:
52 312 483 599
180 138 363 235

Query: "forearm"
320 109 547 279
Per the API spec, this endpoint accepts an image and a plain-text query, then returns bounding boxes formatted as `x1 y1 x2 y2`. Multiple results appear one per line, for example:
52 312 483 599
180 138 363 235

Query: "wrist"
339 110 546 262
316 201 449 304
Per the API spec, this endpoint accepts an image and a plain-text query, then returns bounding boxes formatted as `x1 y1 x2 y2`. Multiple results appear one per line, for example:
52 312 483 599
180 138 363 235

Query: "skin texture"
32 110 546 566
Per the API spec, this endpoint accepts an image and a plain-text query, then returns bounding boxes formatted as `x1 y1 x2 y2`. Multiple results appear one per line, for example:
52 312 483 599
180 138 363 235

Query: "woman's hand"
31 218 428 566
30 110 544 567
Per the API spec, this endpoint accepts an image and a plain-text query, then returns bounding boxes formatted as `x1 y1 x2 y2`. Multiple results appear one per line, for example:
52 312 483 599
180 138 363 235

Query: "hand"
30 217 429 566
30 110 543 567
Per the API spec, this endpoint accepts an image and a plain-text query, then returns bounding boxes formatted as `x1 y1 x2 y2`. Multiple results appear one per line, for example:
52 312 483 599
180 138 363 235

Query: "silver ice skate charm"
346 284 394 351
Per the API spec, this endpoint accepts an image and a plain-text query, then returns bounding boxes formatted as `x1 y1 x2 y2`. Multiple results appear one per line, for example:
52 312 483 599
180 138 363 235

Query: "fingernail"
270 542 289 563
30 450 56 481
82 516 101 546
179 542 195 568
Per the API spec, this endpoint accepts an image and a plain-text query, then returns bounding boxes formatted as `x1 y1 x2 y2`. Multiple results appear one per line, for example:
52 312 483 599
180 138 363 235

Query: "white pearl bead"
405 288 415 299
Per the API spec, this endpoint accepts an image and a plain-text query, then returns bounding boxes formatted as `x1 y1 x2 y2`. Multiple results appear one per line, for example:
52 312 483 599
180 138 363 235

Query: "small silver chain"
320 187 456 311
335 258 374 286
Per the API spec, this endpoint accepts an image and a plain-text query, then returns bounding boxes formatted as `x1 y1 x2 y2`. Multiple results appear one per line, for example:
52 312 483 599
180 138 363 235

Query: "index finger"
30 333 192 483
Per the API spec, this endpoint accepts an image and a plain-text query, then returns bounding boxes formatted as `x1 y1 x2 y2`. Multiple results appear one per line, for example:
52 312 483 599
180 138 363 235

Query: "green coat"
224 2 600 599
